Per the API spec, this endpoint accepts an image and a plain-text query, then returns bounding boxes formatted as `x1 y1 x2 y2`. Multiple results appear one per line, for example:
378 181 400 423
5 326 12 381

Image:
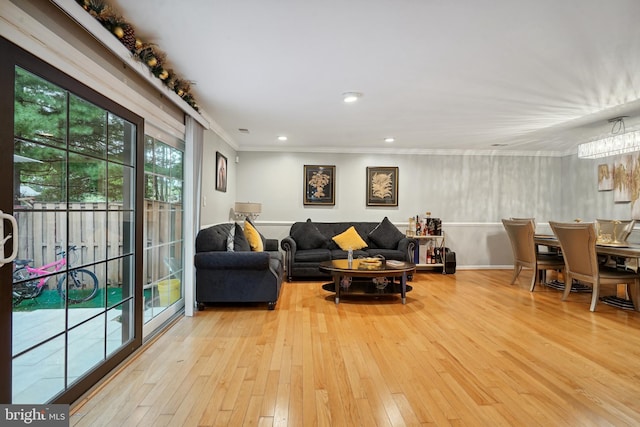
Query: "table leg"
401 272 407 304
334 275 340 304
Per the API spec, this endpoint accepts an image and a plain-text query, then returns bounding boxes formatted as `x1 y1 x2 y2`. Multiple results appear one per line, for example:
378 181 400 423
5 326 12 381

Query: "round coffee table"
319 259 416 304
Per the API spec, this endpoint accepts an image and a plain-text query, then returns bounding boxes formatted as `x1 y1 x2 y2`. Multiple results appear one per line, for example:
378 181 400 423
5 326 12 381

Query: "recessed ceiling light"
277 135 288 141
491 143 508 147
384 137 395 143
342 92 363 103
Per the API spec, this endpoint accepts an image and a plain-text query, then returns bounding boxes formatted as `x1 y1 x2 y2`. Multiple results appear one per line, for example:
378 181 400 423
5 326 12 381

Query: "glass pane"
108 163 134 208
119 255 135 302
14 67 67 149
67 316 105 385
13 211 67 267
108 114 135 166
107 300 133 357
144 135 154 172
66 264 105 329
12 337 66 404
168 242 183 278
67 211 107 266
69 94 107 157
14 140 66 207
168 178 183 204
154 142 168 175
169 146 183 179
106 258 131 307
144 174 155 200
105 211 135 258
12 272 66 355
68 152 107 203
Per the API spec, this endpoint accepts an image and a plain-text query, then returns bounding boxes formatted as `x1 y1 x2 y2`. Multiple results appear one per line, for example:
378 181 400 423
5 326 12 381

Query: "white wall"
226 150 640 268
200 129 238 227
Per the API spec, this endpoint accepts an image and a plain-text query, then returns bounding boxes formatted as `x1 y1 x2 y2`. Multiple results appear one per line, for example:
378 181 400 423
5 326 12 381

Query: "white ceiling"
110 0 640 155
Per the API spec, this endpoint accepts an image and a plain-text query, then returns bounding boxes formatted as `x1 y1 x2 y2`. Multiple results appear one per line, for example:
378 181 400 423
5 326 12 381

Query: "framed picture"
614 155 632 203
366 166 398 206
597 163 613 191
304 165 335 205
216 152 227 192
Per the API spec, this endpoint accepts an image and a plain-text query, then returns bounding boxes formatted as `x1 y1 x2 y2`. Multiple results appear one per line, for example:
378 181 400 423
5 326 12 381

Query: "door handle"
0 210 18 267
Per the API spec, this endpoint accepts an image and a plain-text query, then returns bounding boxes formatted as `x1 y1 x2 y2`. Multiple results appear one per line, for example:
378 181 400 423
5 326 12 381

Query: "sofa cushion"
244 219 264 251
196 223 233 252
295 248 331 262
234 223 251 252
368 216 405 249
291 218 327 250
367 248 406 261
332 226 368 250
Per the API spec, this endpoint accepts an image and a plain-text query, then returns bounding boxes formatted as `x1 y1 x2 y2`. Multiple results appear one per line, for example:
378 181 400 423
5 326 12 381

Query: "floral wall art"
304 165 335 205
613 155 632 203
366 166 398 207
631 155 640 219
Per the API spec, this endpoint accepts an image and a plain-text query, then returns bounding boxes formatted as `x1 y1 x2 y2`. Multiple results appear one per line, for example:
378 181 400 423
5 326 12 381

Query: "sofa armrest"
281 236 297 253
194 251 270 270
396 237 417 262
280 236 297 281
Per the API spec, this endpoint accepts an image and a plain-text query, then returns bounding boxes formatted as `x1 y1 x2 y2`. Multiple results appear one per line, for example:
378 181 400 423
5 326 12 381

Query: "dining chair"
549 221 640 311
595 219 635 244
502 218 565 291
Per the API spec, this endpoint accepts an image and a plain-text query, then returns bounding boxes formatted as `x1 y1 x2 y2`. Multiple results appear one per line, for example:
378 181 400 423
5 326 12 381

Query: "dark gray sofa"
194 223 284 310
280 217 416 281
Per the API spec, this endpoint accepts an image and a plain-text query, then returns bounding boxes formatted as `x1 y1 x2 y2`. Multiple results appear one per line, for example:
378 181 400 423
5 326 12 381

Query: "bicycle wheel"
57 269 99 304
12 269 43 307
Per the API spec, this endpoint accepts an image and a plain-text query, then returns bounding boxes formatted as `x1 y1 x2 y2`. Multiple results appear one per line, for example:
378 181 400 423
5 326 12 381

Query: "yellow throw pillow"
332 226 367 251
243 219 264 252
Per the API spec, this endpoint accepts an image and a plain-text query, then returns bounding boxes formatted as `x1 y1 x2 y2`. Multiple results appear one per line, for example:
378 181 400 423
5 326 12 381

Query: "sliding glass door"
0 38 143 404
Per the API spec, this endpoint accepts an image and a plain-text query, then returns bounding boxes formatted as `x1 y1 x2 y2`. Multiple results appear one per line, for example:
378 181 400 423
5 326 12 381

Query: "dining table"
534 234 640 311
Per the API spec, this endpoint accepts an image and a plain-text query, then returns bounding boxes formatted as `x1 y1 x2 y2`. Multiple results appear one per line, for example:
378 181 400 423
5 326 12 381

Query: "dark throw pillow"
233 222 251 251
291 219 327 250
368 217 405 249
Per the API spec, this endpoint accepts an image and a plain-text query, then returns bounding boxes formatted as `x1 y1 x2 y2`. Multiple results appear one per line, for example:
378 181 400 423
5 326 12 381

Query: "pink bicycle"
12 245 99 307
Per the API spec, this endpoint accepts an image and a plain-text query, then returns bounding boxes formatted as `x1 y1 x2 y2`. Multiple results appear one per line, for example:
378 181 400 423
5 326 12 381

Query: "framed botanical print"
304 165 335 205
366 166 398 206
216 151 227 192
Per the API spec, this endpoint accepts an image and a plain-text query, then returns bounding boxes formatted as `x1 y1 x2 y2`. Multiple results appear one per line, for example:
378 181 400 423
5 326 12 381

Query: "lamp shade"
234 202 261 214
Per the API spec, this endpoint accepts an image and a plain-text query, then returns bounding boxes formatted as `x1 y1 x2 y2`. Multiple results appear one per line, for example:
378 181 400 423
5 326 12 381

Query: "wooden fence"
14 201 182 287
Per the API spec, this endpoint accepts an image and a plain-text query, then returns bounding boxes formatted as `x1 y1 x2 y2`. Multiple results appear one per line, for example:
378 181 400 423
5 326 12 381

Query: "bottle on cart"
425 212 432 235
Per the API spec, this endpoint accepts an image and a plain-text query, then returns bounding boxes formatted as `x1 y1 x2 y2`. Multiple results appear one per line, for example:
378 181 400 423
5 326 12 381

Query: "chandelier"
578 116 640 159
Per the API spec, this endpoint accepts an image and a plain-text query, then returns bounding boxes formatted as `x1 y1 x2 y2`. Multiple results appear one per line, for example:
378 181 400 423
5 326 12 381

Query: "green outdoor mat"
12 287 151 312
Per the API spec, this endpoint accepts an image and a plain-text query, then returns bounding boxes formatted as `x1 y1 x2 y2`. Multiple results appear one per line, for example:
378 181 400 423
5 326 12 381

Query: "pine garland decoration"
76 0 199 111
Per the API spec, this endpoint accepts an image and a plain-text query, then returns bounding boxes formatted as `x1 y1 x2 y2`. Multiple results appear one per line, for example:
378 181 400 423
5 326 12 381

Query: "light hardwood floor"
70 270 640 426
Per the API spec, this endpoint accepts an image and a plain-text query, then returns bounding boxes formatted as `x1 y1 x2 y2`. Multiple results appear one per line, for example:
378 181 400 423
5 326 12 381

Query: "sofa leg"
197 302 205 311
267 301 276 310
